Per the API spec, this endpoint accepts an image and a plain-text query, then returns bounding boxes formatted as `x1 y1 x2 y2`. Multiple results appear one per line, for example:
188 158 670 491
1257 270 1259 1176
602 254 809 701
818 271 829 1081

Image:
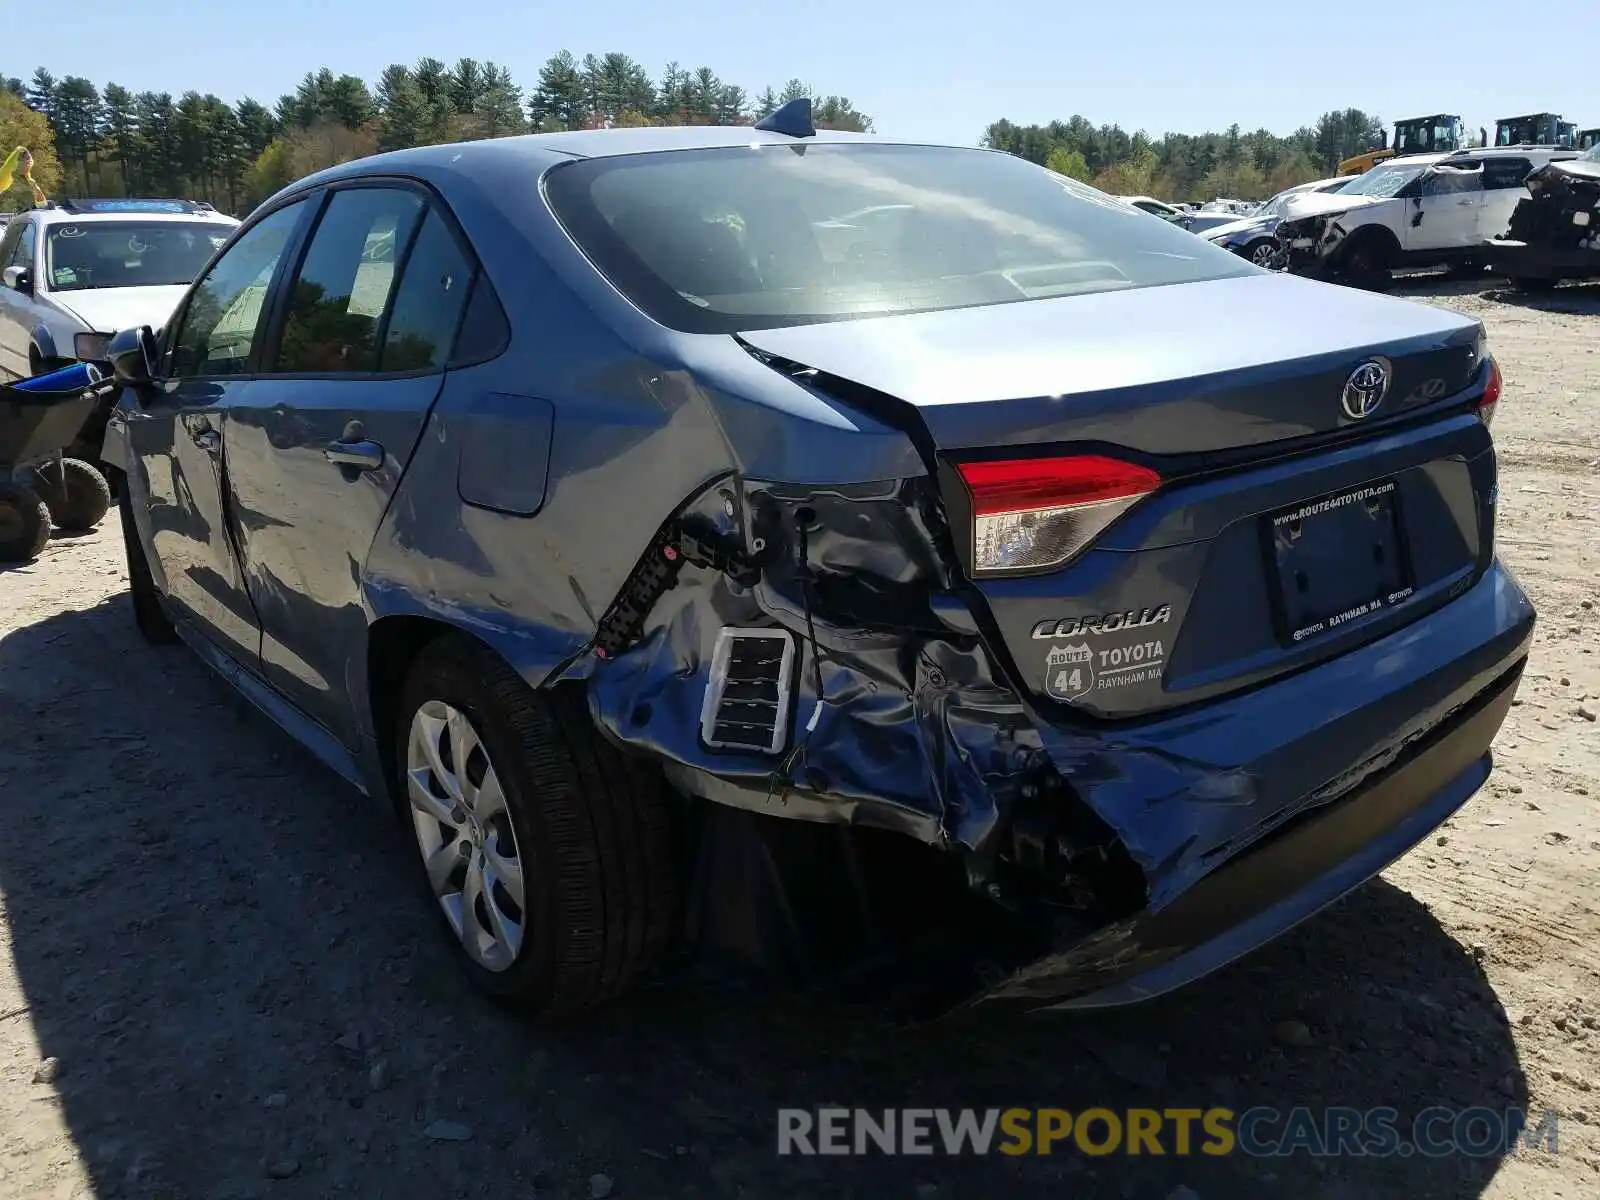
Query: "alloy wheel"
405 700 526 972
1250 242 1280 268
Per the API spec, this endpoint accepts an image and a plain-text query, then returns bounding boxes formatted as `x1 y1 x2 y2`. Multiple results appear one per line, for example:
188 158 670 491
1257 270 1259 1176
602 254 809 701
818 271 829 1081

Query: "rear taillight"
956 455 1161 575
1479 357 1501 427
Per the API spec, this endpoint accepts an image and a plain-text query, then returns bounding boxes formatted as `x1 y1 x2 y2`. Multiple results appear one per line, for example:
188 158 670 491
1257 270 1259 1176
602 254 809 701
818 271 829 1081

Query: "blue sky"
48 0 1599 146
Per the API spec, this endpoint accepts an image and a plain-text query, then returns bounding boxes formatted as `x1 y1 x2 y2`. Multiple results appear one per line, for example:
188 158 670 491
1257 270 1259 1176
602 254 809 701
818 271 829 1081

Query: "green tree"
25 68 56 124
53 75 101 192
473 65 525 139
530 51 587 131
1045 146 1092 181
100 83 138 194
325 74 374 130
133 92 179 195
449 58 485 114
374 64 429 151
814 95 872 132
235 98 279 159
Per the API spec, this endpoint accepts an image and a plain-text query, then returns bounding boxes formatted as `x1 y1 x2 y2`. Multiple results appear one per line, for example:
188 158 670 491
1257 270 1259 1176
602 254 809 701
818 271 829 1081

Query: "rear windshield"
544 144 1253 333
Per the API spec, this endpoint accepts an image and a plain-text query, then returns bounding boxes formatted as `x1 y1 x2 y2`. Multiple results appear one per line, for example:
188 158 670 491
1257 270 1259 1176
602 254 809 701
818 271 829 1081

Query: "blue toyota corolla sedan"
98 100 1532 1015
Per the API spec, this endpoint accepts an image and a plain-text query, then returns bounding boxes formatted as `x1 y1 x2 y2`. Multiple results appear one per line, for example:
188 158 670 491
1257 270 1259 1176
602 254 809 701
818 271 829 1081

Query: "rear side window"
545 143 1253 334
1481 158 1534 189
273 188 424 374
379 209 472 371
170 201 304 378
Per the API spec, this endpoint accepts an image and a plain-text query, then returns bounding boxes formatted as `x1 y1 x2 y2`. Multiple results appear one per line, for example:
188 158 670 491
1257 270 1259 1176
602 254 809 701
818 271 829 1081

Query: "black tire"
0 482 51 563
395 635 678 1013
1337 237 1394 291
118 486 178 644
26 457 112 532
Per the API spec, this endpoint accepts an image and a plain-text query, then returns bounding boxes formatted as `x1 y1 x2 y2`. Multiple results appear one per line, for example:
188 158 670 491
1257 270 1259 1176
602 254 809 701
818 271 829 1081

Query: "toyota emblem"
1341 359 1392 420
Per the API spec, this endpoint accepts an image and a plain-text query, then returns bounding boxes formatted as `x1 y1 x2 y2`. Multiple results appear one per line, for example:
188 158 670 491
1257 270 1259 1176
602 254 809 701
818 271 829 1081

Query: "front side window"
545 144 1252 334
8 220 35 271
45 220 233 292
1421 167 1481 197
169 201 305 379
271 188 424 375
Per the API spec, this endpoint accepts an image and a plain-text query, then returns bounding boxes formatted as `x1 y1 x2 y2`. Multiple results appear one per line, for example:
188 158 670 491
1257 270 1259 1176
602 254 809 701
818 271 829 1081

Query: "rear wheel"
396 635 678 1012
118 486 178 644
0 482 50 563
26 458 111 532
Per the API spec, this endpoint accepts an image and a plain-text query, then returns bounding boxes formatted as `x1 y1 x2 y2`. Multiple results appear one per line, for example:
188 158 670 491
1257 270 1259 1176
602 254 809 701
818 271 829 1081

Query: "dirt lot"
1 278 1597 1200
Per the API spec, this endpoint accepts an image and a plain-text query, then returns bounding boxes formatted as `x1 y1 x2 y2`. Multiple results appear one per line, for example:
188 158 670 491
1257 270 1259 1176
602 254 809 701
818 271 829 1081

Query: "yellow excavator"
1337 114 1467 176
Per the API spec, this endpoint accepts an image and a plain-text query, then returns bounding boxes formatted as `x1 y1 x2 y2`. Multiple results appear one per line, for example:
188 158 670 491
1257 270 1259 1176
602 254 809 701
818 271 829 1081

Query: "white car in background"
0 198 238 380
1274 148 1579 287
1117 195 1188 223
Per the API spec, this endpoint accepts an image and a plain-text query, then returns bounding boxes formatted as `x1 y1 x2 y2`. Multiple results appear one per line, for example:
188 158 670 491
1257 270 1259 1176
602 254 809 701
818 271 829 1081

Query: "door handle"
323 439 384 471
192 427 221 454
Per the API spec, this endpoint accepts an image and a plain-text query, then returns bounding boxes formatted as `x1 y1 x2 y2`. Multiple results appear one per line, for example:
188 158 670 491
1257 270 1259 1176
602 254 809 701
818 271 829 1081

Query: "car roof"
32 207 238 225
275 126 966 199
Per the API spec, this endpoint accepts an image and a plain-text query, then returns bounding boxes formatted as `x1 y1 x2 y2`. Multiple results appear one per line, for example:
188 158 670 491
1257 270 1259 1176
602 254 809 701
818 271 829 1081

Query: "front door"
125 199 310 667
0 218 38 377
224 185 474 746
1404 168 1483 253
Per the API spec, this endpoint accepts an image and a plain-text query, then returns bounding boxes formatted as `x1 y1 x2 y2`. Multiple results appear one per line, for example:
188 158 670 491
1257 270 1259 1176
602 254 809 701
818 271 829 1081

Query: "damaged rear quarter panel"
352 157 932 790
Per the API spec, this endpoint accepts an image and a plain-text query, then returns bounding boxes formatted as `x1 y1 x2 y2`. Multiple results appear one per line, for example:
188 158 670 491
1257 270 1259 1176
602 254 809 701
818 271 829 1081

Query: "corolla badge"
1341 358 1392 420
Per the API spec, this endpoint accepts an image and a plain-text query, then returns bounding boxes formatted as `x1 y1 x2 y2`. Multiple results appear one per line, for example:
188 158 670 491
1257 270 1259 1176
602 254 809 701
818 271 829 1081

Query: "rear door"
1403 166 1483 252
223 182 475 747
1478 156 1536 239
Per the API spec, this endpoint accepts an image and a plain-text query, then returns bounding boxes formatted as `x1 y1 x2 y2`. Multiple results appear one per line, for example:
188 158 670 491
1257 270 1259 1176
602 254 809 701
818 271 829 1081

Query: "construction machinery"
1493 114 1577 148
1337 114 1467 176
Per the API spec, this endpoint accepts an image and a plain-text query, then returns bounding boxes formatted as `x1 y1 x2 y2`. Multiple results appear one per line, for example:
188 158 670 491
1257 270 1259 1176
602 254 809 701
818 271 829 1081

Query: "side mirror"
106 325 158 387
3 265 32 293
73 331 112 362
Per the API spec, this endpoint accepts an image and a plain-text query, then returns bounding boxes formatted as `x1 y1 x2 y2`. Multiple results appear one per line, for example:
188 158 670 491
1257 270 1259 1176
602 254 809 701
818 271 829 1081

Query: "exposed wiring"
769 510 828 797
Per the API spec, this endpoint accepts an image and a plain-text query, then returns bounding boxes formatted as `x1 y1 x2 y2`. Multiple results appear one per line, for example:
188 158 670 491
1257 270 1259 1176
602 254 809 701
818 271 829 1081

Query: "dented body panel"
105 127 1535 1011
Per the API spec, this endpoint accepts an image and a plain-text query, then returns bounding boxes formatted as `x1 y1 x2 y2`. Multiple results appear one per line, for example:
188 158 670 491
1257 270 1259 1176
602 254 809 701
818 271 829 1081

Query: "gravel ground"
1 277 1597 1200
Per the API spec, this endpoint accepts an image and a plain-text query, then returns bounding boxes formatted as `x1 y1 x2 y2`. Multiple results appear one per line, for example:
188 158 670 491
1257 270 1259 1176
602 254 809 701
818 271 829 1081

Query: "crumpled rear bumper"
972 558 1533 1011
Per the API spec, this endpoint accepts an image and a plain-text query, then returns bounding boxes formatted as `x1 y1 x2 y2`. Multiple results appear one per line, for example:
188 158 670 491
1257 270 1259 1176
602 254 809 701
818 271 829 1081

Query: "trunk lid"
738 273 1481 454
740 273 1493 720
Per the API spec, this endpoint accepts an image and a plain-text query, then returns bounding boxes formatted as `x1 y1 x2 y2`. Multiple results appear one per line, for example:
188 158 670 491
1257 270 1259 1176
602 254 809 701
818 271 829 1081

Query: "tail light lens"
1479 356 1501 427
956 455 1162 575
